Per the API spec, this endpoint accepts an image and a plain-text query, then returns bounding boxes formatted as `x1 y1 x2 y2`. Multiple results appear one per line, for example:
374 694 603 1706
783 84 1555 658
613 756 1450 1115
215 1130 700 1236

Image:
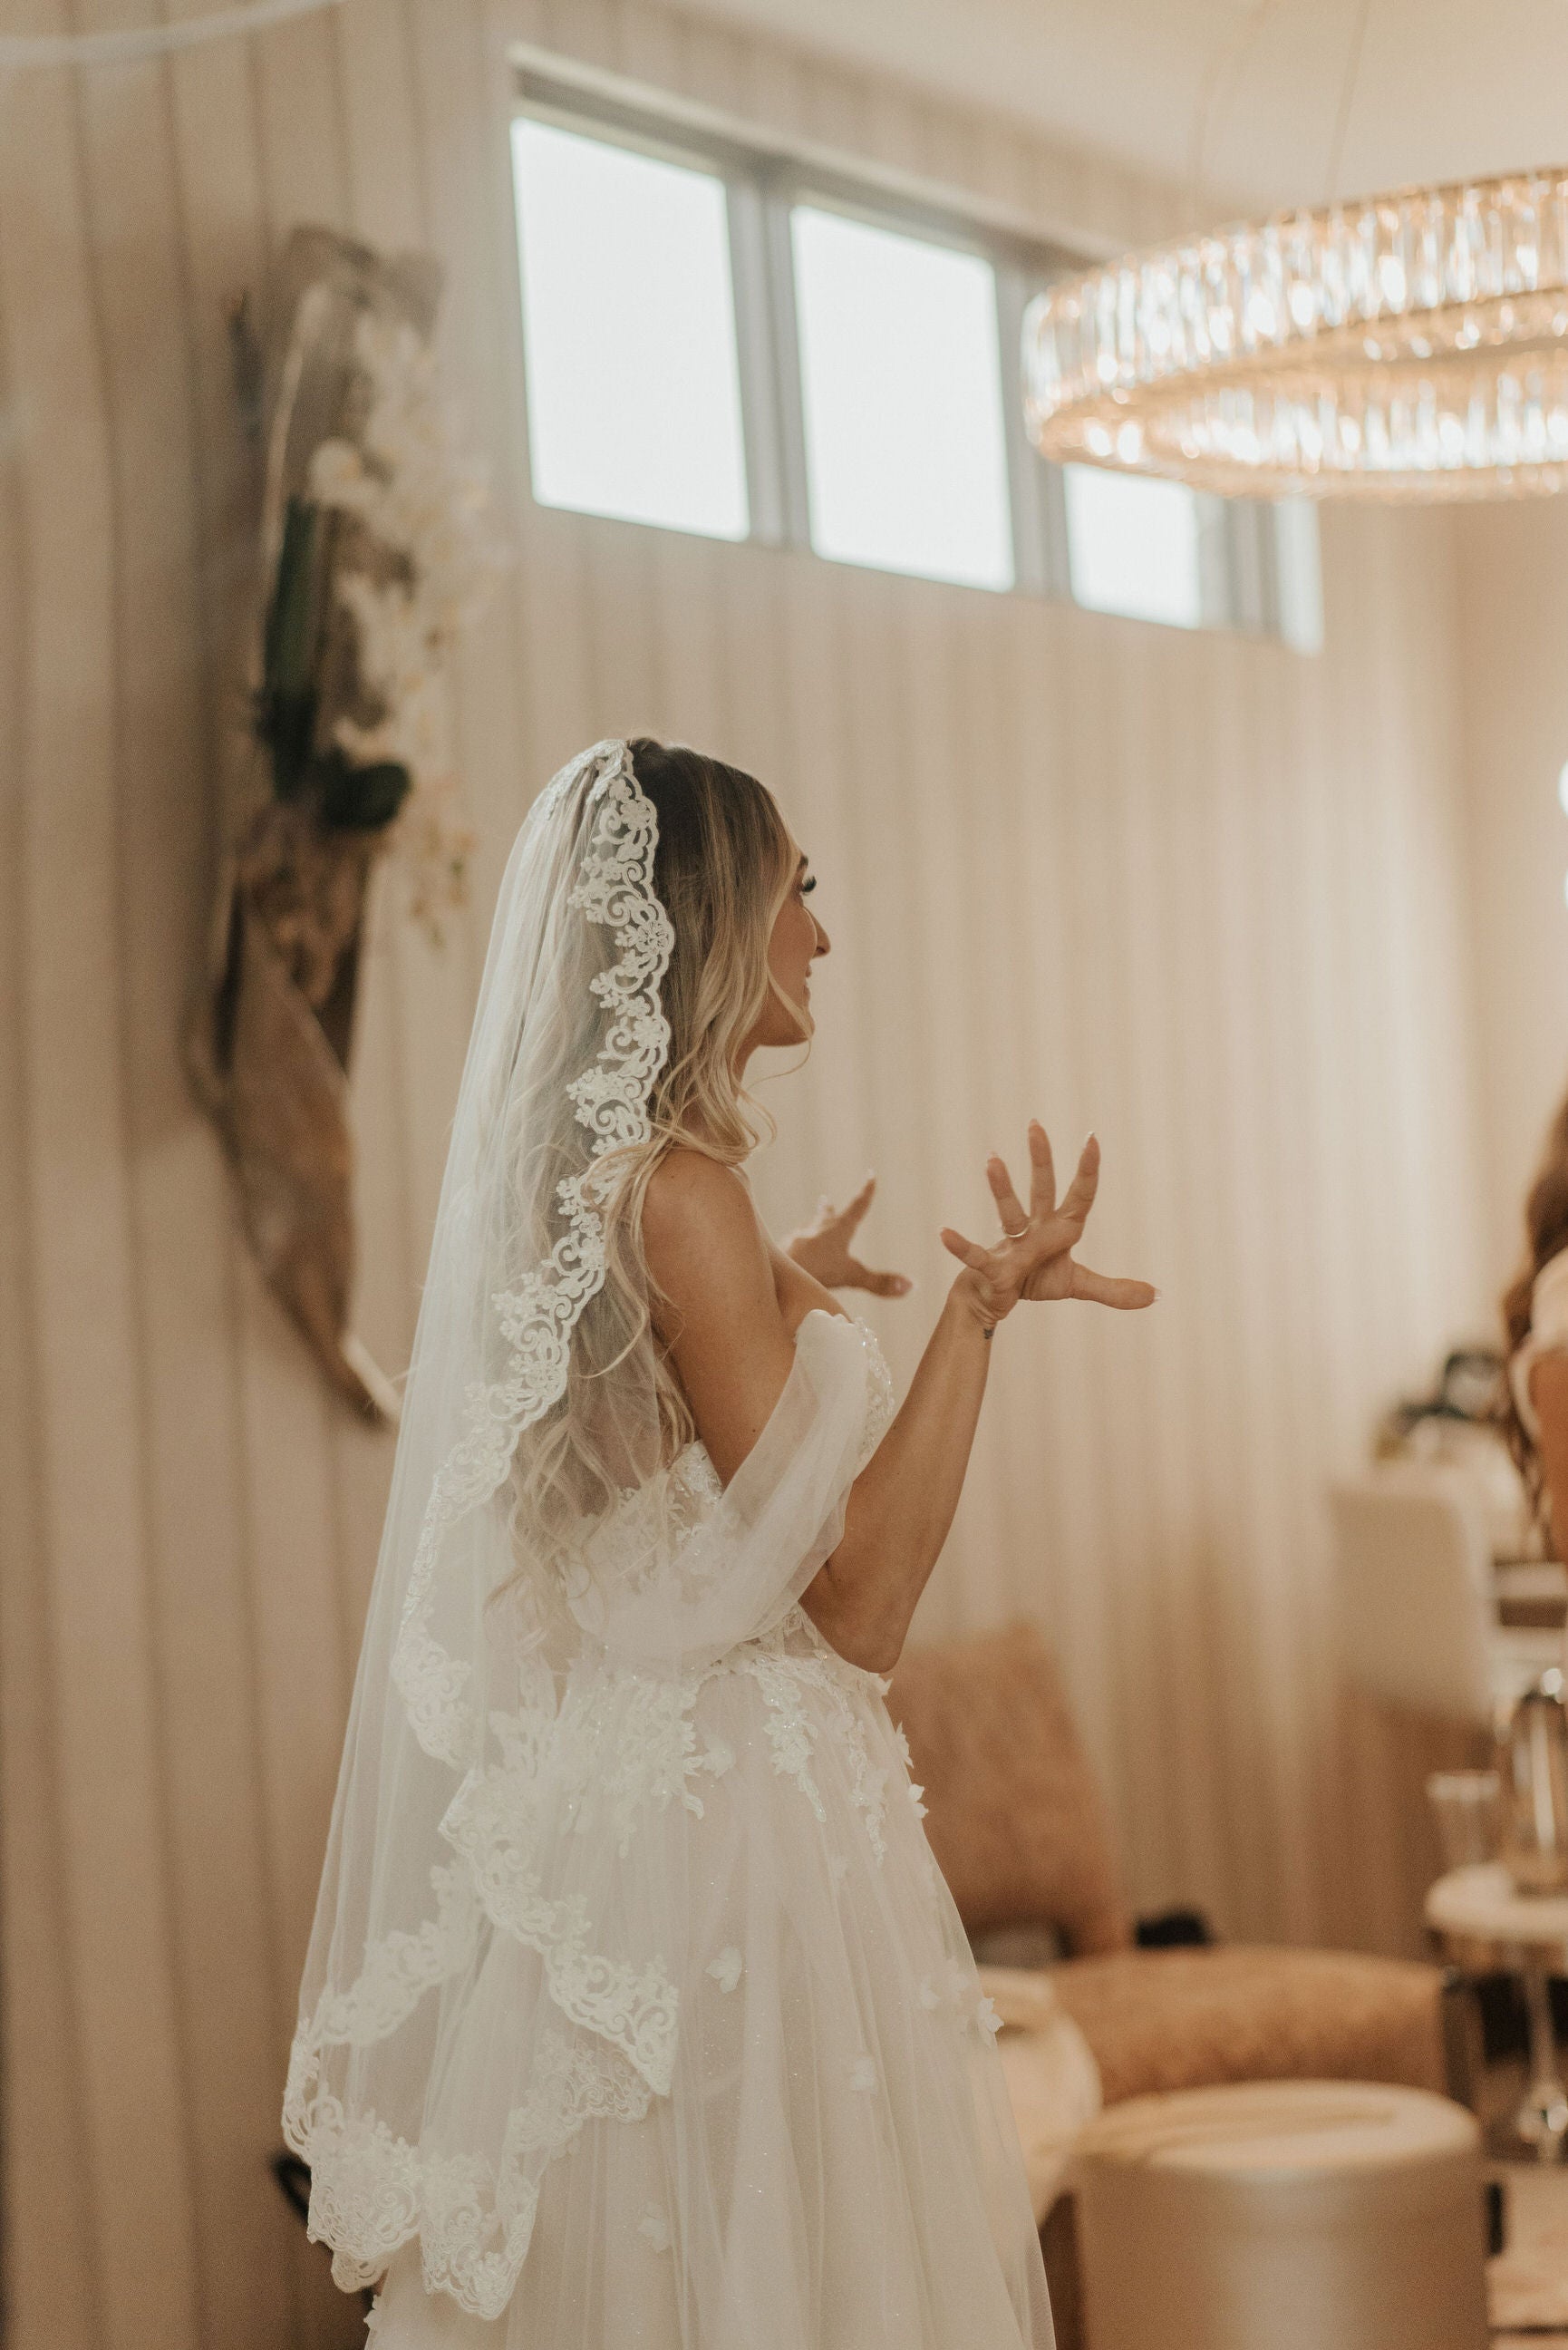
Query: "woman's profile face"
756 839 829 1049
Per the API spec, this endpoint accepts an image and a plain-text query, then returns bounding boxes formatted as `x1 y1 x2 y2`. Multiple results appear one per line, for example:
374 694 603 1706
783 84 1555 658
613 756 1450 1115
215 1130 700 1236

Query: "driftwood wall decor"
187 225 499 1418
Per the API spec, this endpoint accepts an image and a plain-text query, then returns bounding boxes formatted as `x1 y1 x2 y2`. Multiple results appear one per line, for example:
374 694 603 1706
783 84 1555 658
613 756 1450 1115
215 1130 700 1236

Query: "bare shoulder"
641 1148 774 1335
642 1146 756 1255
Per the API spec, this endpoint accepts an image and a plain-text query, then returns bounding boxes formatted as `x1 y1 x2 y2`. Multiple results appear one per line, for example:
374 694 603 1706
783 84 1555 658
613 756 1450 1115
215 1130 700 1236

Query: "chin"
764 990 812 1048
763 1015 811 1050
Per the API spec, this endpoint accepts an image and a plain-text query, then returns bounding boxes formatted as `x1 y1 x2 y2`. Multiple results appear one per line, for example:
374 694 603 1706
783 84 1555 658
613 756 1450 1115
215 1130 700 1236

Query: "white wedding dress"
361 1308 1056 2349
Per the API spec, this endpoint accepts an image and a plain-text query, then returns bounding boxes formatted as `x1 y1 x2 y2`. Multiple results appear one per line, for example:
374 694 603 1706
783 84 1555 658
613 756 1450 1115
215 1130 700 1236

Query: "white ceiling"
682 0 1568 217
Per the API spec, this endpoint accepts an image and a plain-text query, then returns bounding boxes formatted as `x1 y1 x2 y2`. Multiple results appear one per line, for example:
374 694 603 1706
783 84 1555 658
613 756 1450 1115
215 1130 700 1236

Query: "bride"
284 735 1154 2347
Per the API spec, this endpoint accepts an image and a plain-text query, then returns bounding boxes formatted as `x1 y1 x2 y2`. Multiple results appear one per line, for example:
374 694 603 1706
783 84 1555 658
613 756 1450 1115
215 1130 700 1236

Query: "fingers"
1026 1119 1057 1221
1055 1132 1101 1228
856 1264 914 1297
938 1226 991 1272
841 1170 876 1226
984 1151 1030 1238
1070 1262 1157 1311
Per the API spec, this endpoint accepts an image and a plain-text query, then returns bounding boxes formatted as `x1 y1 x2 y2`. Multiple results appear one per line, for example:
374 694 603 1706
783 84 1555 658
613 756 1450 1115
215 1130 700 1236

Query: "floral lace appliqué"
290 2025 651 2317
392 741 675 1767
291 1272 913 2324
706 1945 743 1993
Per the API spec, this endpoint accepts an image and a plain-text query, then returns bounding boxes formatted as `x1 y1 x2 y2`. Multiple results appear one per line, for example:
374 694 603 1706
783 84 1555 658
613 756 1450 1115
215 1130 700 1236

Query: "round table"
1426 1862 1568 2159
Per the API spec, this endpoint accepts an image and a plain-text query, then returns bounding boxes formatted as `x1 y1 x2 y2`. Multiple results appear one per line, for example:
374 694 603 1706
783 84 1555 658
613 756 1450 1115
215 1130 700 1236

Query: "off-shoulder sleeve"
1511 1248 1568 1441
598 1308 872 1674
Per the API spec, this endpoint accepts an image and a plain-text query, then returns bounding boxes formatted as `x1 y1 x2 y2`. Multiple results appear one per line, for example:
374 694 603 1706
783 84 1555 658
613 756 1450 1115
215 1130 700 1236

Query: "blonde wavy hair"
501 737 801 1593
1500 1083 1568 1534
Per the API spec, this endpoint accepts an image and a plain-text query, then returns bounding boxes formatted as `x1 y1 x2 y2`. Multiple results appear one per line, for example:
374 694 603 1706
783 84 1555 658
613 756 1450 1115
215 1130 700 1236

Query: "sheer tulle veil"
285 739 684 2303
283 737 874 2316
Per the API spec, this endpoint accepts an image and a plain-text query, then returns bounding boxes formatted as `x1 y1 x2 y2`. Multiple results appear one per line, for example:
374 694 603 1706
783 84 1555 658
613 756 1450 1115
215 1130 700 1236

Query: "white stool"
1071 2078 1488 2350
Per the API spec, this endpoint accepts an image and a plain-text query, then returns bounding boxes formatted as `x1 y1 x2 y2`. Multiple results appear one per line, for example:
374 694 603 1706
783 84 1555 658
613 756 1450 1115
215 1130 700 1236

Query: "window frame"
509 55 1313 646
508 108 753 542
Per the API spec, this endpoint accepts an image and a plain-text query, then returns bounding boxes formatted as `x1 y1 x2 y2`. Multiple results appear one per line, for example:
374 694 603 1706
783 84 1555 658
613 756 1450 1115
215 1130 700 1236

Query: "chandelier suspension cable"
0 0 345 72
1322 0 1374 208
1185 0 1279 230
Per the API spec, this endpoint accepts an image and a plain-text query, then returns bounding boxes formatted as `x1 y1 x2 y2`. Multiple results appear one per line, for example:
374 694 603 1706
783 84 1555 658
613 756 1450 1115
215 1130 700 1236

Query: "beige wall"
1452 499 1568 1294
0 3 1495 2346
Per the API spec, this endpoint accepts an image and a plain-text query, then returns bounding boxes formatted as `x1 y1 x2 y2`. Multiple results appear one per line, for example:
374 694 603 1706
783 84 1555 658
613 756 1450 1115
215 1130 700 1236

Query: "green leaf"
265 497 320 700
257 497 324 801
320 756 412 831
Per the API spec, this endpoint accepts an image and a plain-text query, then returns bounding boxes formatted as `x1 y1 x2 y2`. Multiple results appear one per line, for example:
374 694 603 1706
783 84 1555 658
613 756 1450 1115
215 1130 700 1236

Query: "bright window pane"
790 207 1013 592
1273 496 1324 655
511 119 749 540
1063 465 1202 628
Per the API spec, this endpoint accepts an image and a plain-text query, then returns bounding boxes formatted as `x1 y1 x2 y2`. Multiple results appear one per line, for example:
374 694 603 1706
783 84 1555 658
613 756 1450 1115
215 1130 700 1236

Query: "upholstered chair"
885 1621 1452 2348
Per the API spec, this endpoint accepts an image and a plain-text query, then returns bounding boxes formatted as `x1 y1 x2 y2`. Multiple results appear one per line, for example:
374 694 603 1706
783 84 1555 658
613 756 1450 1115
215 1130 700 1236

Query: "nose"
813 917 830 957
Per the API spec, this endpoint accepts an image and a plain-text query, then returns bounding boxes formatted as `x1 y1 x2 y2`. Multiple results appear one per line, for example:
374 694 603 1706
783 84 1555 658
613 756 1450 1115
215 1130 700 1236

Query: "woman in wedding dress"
284 735 1153 2348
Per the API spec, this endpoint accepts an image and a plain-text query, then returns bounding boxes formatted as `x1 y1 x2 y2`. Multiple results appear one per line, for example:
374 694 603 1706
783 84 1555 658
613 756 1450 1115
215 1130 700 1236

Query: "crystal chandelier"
1022 170 1568 498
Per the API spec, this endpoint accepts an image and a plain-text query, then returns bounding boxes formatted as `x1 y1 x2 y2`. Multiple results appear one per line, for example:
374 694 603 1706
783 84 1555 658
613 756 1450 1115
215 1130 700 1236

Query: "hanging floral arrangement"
187 226 506 1420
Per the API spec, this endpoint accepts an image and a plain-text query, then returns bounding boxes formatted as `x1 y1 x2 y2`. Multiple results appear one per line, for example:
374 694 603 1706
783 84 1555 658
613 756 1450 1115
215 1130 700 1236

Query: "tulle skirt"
364 1611 1056 2349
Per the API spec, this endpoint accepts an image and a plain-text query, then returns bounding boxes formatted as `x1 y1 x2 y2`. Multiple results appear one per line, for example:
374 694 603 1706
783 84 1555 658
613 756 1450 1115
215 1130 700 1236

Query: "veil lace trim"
287 2015 653 2315
287 740 681 2313
391 741 675 1767
286 742 898 2322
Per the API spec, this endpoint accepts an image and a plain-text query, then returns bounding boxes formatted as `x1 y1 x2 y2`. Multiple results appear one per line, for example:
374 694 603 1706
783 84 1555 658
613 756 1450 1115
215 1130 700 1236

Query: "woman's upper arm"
1531 1351 1568 1555
641 1153 798 1484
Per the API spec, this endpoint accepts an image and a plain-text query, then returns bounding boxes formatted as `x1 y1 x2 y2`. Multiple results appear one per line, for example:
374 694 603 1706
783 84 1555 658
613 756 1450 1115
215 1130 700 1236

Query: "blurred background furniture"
1428 1862 1568 2161
1070 2079 1489 2350
1330 1463 1561 1733
977 1966 1104 2222
1327 1461 1563 1959
885 1622 1456 2348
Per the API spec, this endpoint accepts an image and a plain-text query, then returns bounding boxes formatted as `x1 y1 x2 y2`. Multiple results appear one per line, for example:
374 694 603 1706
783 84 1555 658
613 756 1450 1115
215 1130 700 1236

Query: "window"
508 59 1320 646
791 208 1012 591
1062 466 1202 631
510 117 749 539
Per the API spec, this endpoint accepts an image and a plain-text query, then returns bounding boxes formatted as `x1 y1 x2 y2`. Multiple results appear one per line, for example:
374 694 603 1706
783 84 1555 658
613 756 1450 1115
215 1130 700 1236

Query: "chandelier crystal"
1022 170 1568 498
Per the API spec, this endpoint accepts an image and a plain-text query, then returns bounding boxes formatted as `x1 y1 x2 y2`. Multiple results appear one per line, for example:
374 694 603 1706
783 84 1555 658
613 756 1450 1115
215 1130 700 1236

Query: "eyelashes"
799 874 817 896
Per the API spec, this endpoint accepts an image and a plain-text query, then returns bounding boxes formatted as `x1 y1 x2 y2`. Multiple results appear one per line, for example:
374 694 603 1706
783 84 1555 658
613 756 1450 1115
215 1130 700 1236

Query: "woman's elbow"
799 1559 902 1676
830 1620 903 1676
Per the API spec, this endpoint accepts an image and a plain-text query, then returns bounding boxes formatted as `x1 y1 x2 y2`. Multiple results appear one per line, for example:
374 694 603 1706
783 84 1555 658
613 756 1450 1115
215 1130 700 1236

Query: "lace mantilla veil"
284 740 876 2317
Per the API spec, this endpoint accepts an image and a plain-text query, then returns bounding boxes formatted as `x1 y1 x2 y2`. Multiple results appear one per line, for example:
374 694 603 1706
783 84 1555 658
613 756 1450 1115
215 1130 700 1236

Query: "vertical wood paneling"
72 6 301 2342
158 7 349 2339
1 4 1495 2345
0 132 102 2349
1100 623 1190 1905
0 15 203 2345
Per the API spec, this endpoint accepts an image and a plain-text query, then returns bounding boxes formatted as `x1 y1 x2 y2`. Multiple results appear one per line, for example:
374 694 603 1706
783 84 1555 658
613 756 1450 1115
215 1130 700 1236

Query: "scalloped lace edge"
285 1614 916 2318
391 740 674 1767
295 1171 906 2316
286 2017 653 2318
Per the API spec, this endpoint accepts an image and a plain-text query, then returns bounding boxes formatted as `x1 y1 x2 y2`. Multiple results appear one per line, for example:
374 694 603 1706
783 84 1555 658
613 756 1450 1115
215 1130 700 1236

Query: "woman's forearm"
799 1281 992 1672
1531 1355 1568 1561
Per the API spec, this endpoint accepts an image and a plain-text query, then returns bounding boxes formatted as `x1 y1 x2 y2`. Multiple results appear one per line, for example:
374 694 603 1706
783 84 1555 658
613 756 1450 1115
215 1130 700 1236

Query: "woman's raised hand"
938 1122 1157 1329
785 1173 914 1297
